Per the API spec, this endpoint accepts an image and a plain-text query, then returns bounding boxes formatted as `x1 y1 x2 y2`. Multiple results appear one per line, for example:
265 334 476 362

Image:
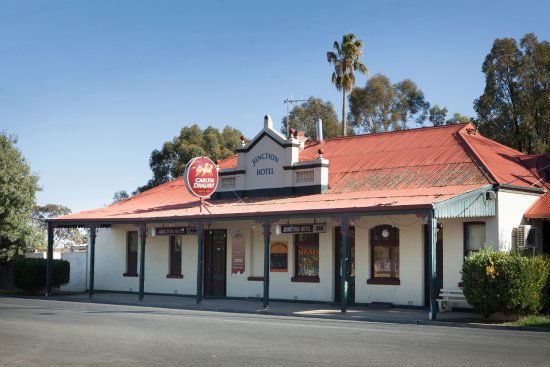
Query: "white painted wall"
354 215 425 306
496 189 540 251
91 215 476 306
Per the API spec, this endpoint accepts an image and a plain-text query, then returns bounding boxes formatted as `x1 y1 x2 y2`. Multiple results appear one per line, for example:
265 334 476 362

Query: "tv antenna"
283 94 308 136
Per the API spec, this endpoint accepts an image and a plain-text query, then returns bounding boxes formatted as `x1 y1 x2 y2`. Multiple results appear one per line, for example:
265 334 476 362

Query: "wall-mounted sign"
275 223 326 235
251 152 280 176
231 231 246 275
184 157 219 198
270 240 288 272
152 227 197 236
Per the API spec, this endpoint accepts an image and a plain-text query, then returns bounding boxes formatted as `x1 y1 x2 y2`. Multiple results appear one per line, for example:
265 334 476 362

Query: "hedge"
13 257 70 292
461 249 549 318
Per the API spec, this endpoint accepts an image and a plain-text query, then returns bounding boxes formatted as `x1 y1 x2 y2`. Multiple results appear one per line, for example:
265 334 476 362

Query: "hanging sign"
275 223 326 235
184 157 219 198
270 240 288 272
152 227 197 236
231 231 246 274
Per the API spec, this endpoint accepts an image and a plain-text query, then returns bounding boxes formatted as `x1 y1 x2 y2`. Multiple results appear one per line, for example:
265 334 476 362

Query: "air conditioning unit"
513 225 537 250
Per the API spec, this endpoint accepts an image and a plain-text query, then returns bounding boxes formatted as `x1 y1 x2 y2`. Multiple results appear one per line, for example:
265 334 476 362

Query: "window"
220 176 236 190
464 222 486 256
168 236 183 278
296 170 314 184
124 231 138 276
368 225 400 285
292 233 320 282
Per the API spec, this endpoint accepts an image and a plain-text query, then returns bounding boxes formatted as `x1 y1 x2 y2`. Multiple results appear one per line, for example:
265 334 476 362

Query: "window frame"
463 221 486 257
123 231 138 277
291 233 320 283
367 225 400 285
167 236 183 278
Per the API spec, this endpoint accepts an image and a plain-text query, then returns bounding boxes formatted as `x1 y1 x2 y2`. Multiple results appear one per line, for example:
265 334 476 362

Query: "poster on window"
231 231 245 275
270 241 288 272
296 246 319 276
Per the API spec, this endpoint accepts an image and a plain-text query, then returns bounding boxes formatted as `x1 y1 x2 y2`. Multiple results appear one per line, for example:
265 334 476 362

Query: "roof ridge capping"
304 122 468 145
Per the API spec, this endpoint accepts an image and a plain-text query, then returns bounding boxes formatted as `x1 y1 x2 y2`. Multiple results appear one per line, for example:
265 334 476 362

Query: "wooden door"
335 226 355 304
203 230 227 297
424 224 443 306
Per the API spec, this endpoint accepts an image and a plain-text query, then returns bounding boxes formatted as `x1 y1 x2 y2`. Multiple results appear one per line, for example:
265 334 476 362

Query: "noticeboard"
270 240 288 272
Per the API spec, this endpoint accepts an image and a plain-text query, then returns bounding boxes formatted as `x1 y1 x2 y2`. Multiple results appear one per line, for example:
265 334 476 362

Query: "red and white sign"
184 157 219 198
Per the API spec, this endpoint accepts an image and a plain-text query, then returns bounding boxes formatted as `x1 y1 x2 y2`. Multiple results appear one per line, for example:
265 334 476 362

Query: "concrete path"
44 291 481 324
1 297 549 367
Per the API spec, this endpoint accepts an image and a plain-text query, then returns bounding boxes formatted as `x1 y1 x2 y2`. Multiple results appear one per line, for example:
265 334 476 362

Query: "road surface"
0 297 548 366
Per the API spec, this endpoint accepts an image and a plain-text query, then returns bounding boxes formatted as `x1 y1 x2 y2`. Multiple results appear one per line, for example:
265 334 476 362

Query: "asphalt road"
0 297 549 367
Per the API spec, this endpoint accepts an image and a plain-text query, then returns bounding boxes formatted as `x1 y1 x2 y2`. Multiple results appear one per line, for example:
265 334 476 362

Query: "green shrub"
13 257 70 292
544 257 550 313
461 249 549 318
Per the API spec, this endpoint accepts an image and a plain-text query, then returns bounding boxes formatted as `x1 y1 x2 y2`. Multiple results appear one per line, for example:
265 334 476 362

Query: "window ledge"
123 273 138 277
291 276 320 283
166 274 183 279
247 276 264 281
367 278 400 285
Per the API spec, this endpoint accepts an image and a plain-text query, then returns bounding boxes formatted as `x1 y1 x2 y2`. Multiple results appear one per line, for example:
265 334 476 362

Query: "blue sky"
1 0 549 213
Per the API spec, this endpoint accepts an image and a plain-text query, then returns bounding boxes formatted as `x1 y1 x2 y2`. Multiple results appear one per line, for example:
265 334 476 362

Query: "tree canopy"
32 204 87 249
327 33 368 136
112 190 130 203
281 97 348 139
135 125 242 193
348 74 431 133
0 132 40 261
474 33 550 154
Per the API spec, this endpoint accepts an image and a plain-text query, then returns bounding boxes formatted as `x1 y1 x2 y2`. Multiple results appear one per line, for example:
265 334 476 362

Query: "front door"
203 229 227 297
335 226 355 304
424 224 443 307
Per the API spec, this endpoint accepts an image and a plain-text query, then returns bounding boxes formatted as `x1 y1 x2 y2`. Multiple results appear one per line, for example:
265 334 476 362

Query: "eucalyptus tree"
327 33 368 136
135 125 242 193
281 97 345 139
0 132 40 261
475 33 550 153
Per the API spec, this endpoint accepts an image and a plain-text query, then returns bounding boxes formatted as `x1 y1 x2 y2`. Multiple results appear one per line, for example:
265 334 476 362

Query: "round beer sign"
184 157 219 198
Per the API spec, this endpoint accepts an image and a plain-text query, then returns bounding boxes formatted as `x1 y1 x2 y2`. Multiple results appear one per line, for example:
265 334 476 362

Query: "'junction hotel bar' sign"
275 223 326 235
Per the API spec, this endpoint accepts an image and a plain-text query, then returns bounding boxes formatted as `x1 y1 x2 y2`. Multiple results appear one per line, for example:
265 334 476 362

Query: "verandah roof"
50 182 488 224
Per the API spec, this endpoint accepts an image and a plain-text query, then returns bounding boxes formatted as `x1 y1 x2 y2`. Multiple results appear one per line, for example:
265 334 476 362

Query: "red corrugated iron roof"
52 123 542 223
54 177 485 222
456 125 542 188
525 192 550 218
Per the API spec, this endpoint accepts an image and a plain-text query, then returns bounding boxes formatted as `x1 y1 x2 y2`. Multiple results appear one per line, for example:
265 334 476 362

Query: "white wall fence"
25 251 87 292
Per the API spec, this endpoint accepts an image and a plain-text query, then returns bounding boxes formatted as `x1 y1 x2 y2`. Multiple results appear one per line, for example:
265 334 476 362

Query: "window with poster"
368 225 400 285
292 233 320 282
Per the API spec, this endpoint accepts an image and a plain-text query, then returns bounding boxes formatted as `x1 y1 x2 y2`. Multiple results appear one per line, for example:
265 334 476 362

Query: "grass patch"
507 315 550 328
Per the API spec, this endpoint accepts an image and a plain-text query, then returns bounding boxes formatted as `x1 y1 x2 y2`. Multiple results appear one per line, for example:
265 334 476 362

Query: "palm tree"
327 34 368 136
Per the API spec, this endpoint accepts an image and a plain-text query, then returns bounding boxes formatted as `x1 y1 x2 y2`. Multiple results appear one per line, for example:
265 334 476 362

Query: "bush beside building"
462 249 549 319
13 257 70 293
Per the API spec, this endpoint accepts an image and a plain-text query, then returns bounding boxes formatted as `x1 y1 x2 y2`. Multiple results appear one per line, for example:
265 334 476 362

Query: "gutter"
493 183 545 194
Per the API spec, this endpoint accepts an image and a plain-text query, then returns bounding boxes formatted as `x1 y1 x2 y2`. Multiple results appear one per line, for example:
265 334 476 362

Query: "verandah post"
340 216 349 313
428 210 438 320
196 222 204 304
88 225 97 298
138 223 147 301
45 222 54 296
262 218 271 309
